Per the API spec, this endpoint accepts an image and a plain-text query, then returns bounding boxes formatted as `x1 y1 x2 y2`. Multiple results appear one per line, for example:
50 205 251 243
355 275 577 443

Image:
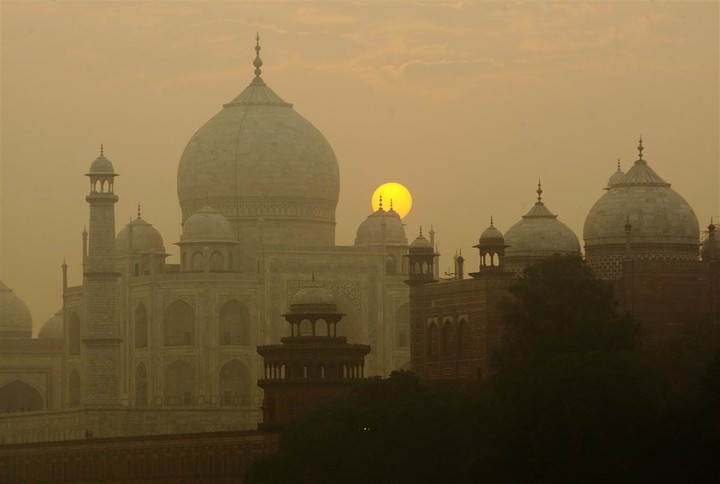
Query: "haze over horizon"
1 0 718 333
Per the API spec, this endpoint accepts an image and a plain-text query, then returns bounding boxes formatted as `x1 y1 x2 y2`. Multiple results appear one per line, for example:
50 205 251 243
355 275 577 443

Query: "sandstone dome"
39 308 63 340
479 220 504 244
291 283 337 310
0 280 32 338
584 142 699 254
355 204 408 247
116 214 165 253
177 41 339 248
180 206 235 243
505 186 581 260
410 230 433 250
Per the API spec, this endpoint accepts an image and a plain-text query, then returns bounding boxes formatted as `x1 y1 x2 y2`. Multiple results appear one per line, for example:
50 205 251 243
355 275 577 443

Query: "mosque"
406 139 719 381
0 38 717 446
0 39 411 443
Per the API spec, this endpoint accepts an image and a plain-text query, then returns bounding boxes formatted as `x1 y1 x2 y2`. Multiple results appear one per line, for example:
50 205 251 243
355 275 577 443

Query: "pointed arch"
385 254 397 274
0 380 44 413
69 370 81 407
219 360 251 406
164 299 195 346
209 251 224 271
442 320 455 354
68 312 81 355
164 360 195 406
135 303 148 348
135 363 148 406
191 252 205 271
219 300 250 346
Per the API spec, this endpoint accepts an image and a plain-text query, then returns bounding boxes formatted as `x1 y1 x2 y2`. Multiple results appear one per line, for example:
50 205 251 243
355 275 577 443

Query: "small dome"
181 206 235 242
116 216 165 252
479 220 504 243
606 163 625 189
410 231 433 249
355 207 408 246
0 280 32 338
291 283 337 309
505 187 581 259
584 145 699 251
39 308 63 340
88 153 115 174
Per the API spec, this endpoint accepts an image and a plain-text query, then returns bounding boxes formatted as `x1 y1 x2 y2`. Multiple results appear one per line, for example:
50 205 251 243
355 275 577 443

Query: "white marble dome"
0 280 32 338
584 146 699 251
177 43 339 248
181 206 235 242
505 188 581 259
355 206 408 247
88 153 115 174
39 308 63 340
116 215 165 253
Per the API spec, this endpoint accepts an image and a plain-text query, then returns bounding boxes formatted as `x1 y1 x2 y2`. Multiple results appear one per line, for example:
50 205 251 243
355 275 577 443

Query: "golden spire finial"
536 180 543 202
253 33 263 78
638 136 644 160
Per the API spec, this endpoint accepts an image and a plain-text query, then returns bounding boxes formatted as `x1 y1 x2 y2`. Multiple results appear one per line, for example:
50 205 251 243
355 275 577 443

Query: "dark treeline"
248 256 720 483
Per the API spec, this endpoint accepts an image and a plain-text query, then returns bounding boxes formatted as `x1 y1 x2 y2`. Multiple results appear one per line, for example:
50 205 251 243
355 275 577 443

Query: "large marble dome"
177 39 340 249
584 141 699 258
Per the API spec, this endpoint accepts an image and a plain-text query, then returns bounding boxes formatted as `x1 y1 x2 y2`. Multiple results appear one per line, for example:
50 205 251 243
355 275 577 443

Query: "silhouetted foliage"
495 254 638 372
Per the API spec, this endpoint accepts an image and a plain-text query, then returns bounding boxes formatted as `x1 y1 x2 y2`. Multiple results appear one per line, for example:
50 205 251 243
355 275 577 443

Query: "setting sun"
371 182 413 219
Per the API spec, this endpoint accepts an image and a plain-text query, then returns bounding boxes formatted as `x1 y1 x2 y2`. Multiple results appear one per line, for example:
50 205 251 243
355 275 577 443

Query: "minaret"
404 228 438 377
82 145 122 407
471 217 507 277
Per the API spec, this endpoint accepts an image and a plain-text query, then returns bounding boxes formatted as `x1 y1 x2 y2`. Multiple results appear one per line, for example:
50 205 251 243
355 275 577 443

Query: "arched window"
68 312 81 355
135 363 148 406
209 251 224 271
218 300 250 346
219 360 250 406
442 320 455 354
457 318 469 354
163 300 195 346
427 323 439 356
395 304 409 348
164 360 195 406
135 303 148 348
191 252 204 271
0 380 44 413
69 370 81 407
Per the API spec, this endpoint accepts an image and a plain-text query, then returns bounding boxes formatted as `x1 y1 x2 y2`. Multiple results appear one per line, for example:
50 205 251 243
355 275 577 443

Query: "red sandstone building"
406 140 720 382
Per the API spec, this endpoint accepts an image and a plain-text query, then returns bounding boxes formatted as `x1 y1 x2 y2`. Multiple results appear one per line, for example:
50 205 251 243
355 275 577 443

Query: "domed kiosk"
177 36 340 252
504 183 581 274
584 139 700 279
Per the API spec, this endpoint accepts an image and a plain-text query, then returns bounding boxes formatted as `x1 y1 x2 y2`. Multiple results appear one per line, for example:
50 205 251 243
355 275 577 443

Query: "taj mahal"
0 37 716 446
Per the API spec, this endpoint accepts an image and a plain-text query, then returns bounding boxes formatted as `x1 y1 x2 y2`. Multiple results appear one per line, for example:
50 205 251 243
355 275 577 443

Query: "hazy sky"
1 1 718 334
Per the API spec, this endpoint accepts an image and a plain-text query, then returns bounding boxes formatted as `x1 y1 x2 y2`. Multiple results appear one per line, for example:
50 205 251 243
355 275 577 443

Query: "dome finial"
536 180 543 202
617 158 621 172
137 204 141 219
490 216 494 227
253 33 263 78
100 143 104 156
420 226 423 237
379 193 383 210
638 136 644 160
390 198 394 211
